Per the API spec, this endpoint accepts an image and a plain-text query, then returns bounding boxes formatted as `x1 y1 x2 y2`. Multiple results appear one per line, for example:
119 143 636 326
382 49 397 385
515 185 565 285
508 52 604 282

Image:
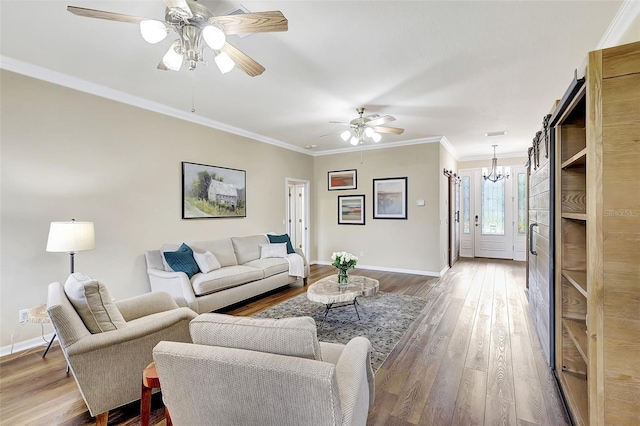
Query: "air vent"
223 5 252 38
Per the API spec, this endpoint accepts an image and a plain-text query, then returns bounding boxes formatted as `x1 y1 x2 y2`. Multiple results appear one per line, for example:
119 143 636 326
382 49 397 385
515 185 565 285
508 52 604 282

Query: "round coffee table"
307 274 379 322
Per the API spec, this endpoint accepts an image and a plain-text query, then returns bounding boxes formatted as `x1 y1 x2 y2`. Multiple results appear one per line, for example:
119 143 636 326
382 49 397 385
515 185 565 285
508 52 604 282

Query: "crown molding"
313 136 445 156
439 136 459 161
597 0 640 49
0 55 313 156
458 152 528 162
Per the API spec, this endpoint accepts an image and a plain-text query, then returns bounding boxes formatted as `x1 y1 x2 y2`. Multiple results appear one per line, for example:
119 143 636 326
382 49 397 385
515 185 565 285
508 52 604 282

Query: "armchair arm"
294 248 310 278
335 336 375 426
65 307 197 356
147 268 199 312
115 291 179 321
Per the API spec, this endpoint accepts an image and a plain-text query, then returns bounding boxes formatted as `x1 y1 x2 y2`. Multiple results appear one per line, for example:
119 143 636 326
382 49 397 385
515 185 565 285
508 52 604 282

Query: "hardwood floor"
0 258 568 425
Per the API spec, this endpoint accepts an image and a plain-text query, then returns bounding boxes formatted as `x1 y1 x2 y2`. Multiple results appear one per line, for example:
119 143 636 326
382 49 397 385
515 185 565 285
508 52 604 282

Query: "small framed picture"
338 195 365 225
373 177 408 219
328 169 357 190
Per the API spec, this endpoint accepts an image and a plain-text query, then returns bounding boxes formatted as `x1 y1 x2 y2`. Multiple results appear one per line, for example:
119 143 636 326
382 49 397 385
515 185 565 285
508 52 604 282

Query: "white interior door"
474 170 514 259
286 179 310 257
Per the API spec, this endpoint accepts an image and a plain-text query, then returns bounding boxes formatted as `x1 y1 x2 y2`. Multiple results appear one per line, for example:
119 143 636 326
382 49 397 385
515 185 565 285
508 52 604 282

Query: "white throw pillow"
193 251 221 273
64 272 127 334
260 243 288 259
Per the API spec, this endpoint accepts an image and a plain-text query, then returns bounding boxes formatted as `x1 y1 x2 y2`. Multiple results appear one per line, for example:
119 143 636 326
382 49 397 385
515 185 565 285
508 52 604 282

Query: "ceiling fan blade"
319 130 344 137
365 115 396 127
329 121 353 126
212 11 288 34
67 6 149 24
157 60 170 71
373 126 405 135
221 43 265 77
163 0 193 18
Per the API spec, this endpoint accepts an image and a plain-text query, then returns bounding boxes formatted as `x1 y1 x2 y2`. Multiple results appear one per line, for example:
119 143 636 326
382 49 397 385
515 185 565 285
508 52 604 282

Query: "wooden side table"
141 362 172 426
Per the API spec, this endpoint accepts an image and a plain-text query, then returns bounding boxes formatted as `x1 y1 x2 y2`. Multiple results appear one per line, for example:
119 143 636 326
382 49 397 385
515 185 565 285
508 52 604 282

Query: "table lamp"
46 219 95 274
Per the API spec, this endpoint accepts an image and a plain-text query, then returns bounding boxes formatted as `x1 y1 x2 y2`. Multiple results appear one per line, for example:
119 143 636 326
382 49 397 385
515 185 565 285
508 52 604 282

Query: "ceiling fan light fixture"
350 137 359 146
202 24 226 50
340 130 352 141
364 127 375 138
214 51 235 74
162 40 183 71
140 20 168 44
372 132 382 143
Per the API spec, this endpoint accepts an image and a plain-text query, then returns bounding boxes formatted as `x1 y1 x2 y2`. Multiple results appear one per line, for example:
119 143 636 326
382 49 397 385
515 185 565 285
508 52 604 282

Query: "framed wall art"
338 195 365 225
328 169 357 190
373 177 408 219
182 161 246 219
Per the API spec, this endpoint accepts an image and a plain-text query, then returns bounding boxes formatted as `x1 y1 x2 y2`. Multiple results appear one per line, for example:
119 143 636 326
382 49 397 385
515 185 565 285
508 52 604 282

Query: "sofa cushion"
267 233 295 254
163 243 200 279
160 244 180 271
231 235 269 264
190 265 264 296
260 243 288 259
190 239 238 267
64 272 127 334
243 258 289 278
193 251 221 273
190 313 322 360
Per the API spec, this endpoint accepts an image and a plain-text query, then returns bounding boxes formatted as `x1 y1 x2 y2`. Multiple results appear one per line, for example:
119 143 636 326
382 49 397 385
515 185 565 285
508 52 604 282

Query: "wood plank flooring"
0 258 568 425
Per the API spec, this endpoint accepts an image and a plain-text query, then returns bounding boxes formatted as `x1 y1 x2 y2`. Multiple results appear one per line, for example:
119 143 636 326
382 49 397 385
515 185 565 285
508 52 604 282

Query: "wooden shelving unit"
553 41 640 425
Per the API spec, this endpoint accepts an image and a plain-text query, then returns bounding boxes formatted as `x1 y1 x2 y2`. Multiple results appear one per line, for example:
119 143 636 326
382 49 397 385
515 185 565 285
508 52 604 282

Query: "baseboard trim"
313 261 442 277
0 333 55 358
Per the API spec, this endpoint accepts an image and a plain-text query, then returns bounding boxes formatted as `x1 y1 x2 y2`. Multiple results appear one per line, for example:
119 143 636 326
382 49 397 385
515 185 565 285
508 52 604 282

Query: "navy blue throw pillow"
163 243 200 278
268 234 295 254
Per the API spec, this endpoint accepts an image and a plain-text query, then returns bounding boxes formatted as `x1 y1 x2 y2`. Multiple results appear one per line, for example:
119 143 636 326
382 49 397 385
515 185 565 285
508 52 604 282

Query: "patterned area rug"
255 291 426 371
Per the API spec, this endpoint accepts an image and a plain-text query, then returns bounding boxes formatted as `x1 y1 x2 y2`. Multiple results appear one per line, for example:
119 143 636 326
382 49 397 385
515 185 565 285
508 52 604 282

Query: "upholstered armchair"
153 313 375 426
46 273 197 425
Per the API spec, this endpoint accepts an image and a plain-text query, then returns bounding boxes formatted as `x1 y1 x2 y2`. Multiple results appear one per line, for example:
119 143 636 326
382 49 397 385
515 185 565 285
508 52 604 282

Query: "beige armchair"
153 313 375 426
46 278 197 425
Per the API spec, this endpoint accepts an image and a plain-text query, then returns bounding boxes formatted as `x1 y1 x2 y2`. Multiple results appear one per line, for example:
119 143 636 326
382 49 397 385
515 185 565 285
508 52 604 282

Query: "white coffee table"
307 274 379 322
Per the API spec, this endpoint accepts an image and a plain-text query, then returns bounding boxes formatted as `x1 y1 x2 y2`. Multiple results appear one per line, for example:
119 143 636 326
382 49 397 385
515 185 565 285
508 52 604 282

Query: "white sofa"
145 234 309 314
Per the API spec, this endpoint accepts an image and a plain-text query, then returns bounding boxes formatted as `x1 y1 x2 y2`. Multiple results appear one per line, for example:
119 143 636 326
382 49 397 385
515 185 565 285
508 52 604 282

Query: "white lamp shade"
202 25 226 50
46 221 95 253
214 52 235 74
350 137 359 146
364 127 375 138
372 132 382 143
140 20 168 44
162 40 183 71
504 166 511 177
340 130 352 141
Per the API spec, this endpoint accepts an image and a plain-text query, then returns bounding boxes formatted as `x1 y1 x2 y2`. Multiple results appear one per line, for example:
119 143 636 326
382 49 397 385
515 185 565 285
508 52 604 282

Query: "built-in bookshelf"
553 41 640 426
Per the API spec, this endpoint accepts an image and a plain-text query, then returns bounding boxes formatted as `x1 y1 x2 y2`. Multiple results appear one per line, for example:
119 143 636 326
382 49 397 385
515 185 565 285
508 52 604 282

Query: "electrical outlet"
18 309 29 323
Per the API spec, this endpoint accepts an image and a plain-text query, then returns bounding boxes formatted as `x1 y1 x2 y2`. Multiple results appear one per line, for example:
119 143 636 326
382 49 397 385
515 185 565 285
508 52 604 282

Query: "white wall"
0 70 314 347
313 143 442 275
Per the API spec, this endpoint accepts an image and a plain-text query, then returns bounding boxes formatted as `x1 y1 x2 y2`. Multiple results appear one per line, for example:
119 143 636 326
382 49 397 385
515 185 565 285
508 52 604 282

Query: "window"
462 176 470 234
518 173 526 234
481 179 505 235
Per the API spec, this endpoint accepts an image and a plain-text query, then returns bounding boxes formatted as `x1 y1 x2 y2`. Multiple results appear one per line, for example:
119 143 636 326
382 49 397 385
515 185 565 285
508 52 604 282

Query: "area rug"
255 291 426 371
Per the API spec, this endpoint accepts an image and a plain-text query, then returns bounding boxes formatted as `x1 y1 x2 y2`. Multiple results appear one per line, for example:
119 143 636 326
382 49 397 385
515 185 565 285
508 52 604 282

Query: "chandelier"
482 145 510 182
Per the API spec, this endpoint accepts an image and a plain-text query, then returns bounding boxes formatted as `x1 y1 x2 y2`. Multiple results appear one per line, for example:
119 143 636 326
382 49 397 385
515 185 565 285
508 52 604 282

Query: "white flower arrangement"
331 251 358 270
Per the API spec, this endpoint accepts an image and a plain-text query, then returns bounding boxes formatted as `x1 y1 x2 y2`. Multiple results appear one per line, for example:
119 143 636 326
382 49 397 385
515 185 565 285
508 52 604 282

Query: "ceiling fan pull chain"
191 73 196 113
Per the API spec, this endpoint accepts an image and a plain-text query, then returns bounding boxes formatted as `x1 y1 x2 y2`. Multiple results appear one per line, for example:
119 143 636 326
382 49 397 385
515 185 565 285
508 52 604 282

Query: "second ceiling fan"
330 108 405 146
67 0 288 76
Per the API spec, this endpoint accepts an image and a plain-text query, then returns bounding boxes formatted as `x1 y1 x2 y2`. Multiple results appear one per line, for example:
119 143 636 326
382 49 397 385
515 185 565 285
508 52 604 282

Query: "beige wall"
0 70 314 347
313 143 442 275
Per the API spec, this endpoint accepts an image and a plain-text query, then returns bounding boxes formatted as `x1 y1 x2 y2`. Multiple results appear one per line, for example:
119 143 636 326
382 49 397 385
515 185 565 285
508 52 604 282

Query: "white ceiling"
0 1 630 159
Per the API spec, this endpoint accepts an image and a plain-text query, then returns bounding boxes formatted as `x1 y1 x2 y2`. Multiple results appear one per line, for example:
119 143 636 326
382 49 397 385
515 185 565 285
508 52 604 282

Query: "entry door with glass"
473 170 514 259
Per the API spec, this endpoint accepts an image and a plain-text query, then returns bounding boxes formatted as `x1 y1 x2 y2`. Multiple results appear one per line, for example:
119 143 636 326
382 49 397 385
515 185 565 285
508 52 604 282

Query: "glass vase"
337 268 349 287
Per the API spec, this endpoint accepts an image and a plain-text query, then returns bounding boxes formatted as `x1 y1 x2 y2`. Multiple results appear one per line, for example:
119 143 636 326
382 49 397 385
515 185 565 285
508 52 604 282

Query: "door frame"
285 178 310 258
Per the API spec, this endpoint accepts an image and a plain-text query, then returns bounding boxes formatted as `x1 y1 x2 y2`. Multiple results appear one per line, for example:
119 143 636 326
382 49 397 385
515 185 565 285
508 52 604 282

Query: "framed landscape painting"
373 177 408 219
328 169 357 190
338 195 365 225
182 162 246 219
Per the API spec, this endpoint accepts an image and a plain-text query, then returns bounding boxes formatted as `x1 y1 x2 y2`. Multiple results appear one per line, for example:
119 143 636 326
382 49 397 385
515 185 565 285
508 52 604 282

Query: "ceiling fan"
328 108 405 146
67 0 288 76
